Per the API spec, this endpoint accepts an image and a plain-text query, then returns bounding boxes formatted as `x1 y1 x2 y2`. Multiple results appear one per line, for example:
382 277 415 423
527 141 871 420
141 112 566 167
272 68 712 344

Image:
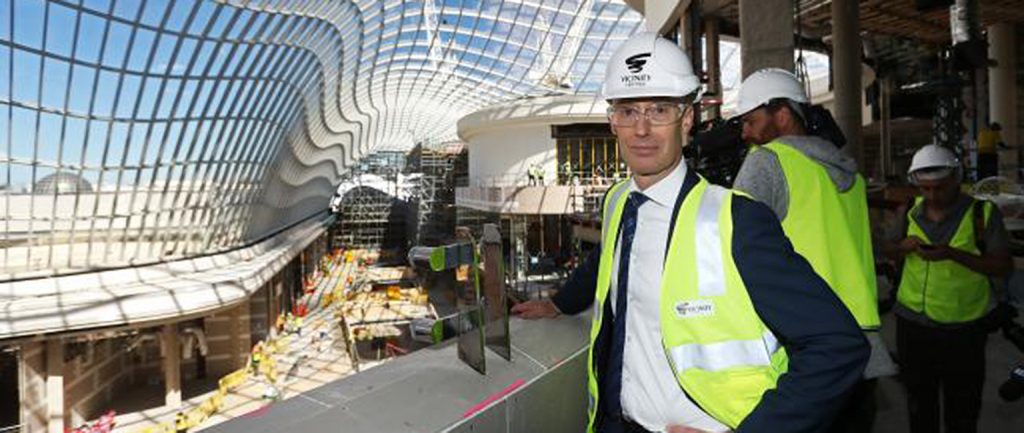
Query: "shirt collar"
629 159 687 207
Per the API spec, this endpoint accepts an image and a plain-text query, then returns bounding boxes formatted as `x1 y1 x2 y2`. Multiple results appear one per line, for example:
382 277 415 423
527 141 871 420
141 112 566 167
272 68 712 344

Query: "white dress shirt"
610 161 729 433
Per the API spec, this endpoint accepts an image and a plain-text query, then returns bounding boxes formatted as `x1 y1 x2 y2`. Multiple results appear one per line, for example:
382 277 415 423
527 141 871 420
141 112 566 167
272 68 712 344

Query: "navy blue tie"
604 192 648 420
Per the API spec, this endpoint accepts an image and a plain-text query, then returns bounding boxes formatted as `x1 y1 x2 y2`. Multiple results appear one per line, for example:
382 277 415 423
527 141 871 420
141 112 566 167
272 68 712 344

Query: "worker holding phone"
882 144 1014 433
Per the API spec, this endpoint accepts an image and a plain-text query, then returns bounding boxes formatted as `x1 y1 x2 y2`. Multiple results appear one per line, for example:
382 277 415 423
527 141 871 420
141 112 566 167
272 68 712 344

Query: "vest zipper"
921 261 929 316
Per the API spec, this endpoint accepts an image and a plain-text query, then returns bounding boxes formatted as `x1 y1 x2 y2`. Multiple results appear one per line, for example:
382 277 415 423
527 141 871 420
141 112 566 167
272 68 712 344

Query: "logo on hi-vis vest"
674 300 714 318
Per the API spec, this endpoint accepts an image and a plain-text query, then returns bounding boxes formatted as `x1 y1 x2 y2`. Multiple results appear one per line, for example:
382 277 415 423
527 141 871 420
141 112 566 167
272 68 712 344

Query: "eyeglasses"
607 102 685 127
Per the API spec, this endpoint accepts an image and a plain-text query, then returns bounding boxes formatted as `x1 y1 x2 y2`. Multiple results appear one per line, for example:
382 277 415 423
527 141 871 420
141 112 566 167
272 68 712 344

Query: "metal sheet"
446 400 509 433
506 353 589 433
204 315 590 433
482 223 511 361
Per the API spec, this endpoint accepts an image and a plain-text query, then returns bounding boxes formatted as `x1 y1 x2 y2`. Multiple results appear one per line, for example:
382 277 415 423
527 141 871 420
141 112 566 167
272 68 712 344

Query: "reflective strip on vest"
601 181 630 246
696 185 727 297
668 330 781 373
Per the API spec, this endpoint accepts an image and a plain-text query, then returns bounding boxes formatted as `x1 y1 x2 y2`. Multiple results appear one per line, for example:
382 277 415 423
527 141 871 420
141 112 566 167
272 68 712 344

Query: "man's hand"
916 243 952 261
510 299 560 319
899 235 924 255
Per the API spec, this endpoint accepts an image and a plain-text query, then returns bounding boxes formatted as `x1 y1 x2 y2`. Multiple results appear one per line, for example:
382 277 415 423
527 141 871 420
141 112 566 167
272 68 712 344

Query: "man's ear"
681 105 695 135
610 122 618 136
776 105 801 131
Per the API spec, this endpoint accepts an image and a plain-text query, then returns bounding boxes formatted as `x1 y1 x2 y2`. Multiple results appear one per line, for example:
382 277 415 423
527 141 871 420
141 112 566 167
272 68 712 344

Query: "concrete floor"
873 273 1024 432
874 309 1024 432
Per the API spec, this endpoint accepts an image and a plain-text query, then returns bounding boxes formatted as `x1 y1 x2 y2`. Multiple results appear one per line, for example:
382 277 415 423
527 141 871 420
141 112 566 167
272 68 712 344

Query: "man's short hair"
765 98 806 128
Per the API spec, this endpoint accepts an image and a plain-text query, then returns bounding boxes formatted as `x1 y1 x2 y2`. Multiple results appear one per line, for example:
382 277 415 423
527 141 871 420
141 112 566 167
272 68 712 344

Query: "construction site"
2 1 1024 433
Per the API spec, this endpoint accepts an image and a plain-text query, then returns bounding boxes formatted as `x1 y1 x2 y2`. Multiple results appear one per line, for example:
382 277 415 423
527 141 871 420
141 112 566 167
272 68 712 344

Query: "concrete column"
988 23 1018 177
831 0 864 168
642 0 690 35
45 340 64 433
705 18 722 119
20 342 47 433
739 0 794 78
162 325 182 408
880 76 893 180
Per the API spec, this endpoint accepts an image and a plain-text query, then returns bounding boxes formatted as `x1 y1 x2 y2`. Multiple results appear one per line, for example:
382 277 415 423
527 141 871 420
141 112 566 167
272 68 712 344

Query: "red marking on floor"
461 379 526 419
243 404 272 418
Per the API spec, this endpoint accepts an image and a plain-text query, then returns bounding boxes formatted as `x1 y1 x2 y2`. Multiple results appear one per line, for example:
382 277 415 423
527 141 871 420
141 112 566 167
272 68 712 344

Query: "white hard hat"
601 32 701 101
735 68 809 117
908 144 960 181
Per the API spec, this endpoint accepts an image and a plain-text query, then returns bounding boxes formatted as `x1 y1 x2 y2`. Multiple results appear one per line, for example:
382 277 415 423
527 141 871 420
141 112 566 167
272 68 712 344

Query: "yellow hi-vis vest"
586 177 788 431
749 142 881 329
897 198 993 324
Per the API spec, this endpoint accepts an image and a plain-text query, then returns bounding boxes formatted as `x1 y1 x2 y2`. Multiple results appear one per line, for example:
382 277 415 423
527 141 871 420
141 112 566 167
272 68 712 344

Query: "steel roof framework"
0 0 642 279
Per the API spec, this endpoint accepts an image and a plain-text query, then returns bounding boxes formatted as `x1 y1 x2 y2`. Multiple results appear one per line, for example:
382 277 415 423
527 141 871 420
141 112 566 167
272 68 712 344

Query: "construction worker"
250 341 264 376
528 163 540 186
563 160 574 184
976 121 1005 179
882 144 1012 433
174 411 188 433
513 32 867 433
731 68 895 432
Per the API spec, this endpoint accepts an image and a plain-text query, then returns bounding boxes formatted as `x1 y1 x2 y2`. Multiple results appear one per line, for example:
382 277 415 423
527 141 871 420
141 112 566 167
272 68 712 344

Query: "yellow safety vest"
747 142 881 329
586 178 788 431
897 198 992 323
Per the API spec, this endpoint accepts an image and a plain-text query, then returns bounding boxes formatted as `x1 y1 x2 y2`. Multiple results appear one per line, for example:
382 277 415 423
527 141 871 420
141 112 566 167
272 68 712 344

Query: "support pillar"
20 342 47 433
45 340 64 433
831 0 864 168
162 325 182 409
880 76 893 180
988 23 1018 178
705 17 722 119
739 0 793 78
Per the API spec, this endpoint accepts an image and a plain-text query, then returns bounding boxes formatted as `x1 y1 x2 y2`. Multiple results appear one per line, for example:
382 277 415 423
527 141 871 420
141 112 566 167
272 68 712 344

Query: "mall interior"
1 1 1024 432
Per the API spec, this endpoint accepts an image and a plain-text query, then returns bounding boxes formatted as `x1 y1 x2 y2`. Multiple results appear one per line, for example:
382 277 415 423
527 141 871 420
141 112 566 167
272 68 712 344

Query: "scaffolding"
409 144 459 246
333 184 410 251
332 152 415 252
333 147 462 253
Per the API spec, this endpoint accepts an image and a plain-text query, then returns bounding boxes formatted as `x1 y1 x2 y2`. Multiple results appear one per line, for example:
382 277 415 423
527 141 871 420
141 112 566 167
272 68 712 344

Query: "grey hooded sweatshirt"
733 134 858 222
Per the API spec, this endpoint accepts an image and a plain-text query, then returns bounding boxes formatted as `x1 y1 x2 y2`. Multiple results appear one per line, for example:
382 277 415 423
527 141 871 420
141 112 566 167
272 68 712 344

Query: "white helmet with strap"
734 68 809 117
601 32 701 101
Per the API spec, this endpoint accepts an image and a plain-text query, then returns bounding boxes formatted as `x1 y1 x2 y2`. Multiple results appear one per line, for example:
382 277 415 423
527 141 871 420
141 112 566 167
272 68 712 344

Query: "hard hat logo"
621 73 651 87
625 53 651 73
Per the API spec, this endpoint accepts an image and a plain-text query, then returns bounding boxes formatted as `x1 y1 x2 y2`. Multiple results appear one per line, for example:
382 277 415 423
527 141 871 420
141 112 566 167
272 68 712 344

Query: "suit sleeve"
550 245 601 315
733 148 790 221
731 196 869 433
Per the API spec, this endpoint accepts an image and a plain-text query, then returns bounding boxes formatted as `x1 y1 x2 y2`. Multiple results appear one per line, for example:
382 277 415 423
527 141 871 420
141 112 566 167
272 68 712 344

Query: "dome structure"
33 172 93 195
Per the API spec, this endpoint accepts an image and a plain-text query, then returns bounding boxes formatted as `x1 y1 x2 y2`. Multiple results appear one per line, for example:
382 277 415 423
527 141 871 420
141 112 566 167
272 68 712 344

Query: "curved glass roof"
0 0 833 280
0 0 644 279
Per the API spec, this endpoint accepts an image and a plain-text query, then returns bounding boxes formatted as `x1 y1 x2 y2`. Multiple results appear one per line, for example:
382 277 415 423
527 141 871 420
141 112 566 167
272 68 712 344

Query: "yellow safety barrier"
131 335 286 433
130 249 354 433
